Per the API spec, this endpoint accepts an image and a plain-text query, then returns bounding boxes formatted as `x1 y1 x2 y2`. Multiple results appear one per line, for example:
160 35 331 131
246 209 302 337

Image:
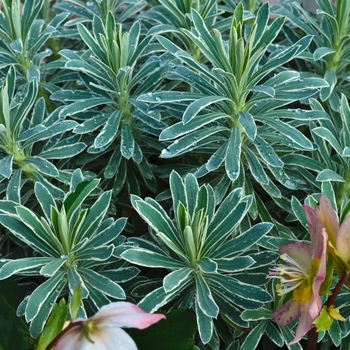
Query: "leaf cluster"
0 0 349 349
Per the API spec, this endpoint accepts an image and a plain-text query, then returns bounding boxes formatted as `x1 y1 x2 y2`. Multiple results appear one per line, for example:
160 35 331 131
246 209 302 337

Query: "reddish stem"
325 273 350 308
306 327 318 350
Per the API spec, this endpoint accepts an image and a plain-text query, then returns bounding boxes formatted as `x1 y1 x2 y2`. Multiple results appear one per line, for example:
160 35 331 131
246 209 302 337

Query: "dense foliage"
0 0 350 349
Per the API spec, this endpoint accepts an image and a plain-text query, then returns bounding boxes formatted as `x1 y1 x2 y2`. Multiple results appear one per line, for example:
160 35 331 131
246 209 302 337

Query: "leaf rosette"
121 170 276 343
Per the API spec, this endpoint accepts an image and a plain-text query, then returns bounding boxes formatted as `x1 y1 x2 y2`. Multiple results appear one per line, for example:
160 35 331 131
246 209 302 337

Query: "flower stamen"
268 253 308 297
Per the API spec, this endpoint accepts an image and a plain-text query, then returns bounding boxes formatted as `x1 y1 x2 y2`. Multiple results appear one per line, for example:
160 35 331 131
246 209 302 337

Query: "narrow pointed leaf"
163 268 192 293
121 248 184 269
25 272 65 322
225 127 241 181
0 155 13 178
195 274 219 318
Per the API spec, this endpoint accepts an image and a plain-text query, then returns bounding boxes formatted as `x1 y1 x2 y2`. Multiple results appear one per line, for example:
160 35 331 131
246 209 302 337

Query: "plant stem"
325 272 350 308
306 327 318 350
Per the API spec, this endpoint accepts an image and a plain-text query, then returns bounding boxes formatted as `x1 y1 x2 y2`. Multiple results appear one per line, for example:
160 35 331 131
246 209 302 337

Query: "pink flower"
316 194 350 278
268 204 328 344
53 302 166 350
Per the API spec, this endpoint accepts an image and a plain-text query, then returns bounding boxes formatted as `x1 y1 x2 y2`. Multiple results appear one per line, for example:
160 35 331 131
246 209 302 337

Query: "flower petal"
272 298 301 326
316 194 339 248
53 325 86 350
91 302 166 329
279 242 311 270
54 325 138 350
309 294 323 320
312 228 328 304
289 296 321 345
336 215 350 264
289 228 327 345
302 204 324 259
90 326 138 350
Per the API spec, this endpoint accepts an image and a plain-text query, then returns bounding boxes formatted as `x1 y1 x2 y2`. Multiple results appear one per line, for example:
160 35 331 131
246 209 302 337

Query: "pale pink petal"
89 326 138 350
272 299 301 326
279 242 311 270
336 215 350 262
289 298 315 345
54 326 138 350
302 204 324 259
312 228 328 302
308 294 323 320
92 301 165 329
316 194 339 247
53 325 86 350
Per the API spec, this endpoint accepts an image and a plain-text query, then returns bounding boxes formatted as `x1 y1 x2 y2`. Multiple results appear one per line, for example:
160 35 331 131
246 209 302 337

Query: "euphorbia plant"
0 173 137 337
121 170 275 344
2 0 350 349
50 12 165 196
138 2 329 220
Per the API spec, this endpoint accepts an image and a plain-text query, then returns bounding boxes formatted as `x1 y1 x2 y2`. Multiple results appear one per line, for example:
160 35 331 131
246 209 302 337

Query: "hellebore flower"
268 205 328 344
316 194 350 278
53 302 166 350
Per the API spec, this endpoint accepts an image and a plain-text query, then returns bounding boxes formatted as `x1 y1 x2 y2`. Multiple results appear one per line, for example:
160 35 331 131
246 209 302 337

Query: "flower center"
268 254 320 305
82 320 97 344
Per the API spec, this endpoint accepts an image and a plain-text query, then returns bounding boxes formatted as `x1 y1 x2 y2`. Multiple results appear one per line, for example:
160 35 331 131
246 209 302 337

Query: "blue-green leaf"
40 258 66 277
195 274 219 318
215 256 255 272
64 179 100 223
39 143 86 159
0 155 13 178
121 248 184 269
239 112 257 141
138 286 181 313
25 271 65 322
79 268 125 299
121 124 135 159
196 257 217 274
206 141 228 171
243 146 269 185
316 169 345 182
262 118 314 150
15 206 62 254
213 222 273 258
312 126 343 154
240 321 267 350
247 85 275 97
183 96 230 124
313 47 335 61
163 268 193 293
0 214 57 256
59 98 113 118
225 127 241 181
24 157 59 177
94 110 122 149
195 299 213 344
241 308 272 321
0 257 53 280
